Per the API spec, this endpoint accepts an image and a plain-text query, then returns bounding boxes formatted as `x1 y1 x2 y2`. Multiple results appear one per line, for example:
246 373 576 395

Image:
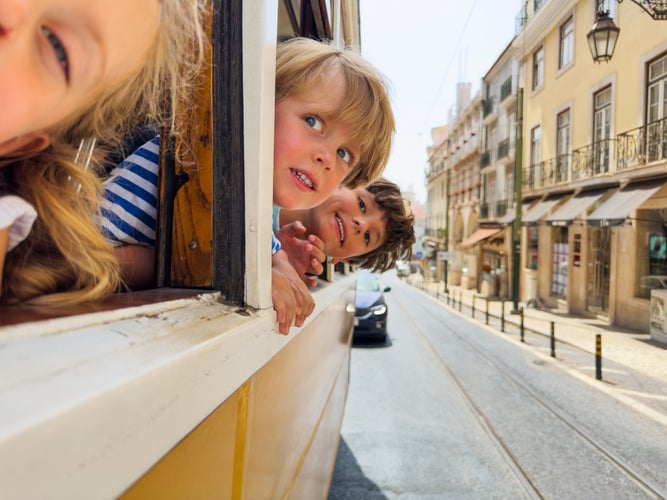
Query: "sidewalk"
405 273 667 383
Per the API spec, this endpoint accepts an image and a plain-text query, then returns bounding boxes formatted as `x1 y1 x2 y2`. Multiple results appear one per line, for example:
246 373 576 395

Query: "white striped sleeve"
0 195 37 251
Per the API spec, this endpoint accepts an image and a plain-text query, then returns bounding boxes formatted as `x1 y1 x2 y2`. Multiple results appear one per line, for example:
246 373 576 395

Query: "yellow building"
514 0 667 331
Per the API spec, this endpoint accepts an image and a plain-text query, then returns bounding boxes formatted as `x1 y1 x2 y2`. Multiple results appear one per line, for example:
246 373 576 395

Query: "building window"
593 86 612 174
647 53 667 162
552 227 568 297
529 125 541 187
556 109 571 182
526 227 538 270
559 16 574 70
532 46 544 90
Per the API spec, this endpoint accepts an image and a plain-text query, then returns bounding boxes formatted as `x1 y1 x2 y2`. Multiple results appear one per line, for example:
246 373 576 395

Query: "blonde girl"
0 0 207 304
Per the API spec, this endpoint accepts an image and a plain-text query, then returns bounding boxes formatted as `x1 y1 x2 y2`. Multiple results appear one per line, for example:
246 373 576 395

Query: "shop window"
526 227 539 270
552 227 568 297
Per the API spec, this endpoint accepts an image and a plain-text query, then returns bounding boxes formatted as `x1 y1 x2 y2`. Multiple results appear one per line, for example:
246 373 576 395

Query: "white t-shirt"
0 195 37 251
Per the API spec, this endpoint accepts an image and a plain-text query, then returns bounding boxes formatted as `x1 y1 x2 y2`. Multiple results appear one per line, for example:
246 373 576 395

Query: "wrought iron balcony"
495 199 508 217
481 150 491 168
522 164 537 192
616 117 667 171
482 99 494 118
500 77 513 103
497 138 510 160
571 139 614 180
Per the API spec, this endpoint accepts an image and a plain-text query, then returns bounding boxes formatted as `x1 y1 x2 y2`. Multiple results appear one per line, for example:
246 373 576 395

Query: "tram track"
391 278 666 499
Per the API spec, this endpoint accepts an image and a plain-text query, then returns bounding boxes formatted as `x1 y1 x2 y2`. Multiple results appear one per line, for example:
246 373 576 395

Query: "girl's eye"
337 147 352 164
304 115 323 131
357 197 366 213
364 230 370 246
42 26 70 82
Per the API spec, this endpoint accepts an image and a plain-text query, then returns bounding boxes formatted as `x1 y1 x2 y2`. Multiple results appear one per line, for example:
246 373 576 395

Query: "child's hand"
276 221 326 287
271 250 315 334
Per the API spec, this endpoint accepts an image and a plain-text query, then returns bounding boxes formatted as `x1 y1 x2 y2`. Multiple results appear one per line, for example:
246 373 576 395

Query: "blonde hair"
1 0 208 305
275 38 395 189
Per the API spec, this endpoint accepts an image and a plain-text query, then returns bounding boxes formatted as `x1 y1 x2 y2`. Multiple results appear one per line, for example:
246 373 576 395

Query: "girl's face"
0 0 160 147
309 187 386 259
273 68 361 210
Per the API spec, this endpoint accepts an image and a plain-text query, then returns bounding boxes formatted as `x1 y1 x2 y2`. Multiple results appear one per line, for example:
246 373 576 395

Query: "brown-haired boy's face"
309 187 386 259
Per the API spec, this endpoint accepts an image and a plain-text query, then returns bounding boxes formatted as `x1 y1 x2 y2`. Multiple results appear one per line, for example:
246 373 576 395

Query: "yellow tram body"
0 0 361 497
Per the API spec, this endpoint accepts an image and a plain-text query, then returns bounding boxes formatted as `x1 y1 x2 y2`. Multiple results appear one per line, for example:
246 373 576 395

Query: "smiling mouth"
290 168 315 190
335 213 345 245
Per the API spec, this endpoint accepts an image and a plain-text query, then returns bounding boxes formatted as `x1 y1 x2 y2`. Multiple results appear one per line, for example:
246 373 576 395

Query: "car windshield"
356 273 380 292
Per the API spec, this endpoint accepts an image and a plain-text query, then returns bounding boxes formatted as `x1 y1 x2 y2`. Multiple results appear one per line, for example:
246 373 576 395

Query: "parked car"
353 270 390 341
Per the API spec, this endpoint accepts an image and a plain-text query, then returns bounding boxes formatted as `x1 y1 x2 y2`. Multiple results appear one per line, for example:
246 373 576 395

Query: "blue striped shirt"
100 136 160 246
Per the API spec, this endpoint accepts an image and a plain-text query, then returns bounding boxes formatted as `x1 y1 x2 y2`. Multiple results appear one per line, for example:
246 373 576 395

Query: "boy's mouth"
335 213 345 245
290 168 315 191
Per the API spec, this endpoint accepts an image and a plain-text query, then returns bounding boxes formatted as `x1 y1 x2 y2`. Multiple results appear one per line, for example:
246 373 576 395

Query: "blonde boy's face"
0 0 160 148
273 68 361 210
309 186 386 260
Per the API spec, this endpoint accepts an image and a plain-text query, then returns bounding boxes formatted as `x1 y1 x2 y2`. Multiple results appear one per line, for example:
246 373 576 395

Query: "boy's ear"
0 132 51 157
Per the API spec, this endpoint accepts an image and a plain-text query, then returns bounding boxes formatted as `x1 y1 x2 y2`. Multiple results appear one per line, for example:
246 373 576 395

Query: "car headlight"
371 304 387 315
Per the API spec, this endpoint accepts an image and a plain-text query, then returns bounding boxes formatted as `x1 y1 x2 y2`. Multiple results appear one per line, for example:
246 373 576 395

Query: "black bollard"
520 307 525 342
458 291 462 312
595 334 602 380
471 296 475 319
501 300 505 332
485 298 489 325
550 321 555 357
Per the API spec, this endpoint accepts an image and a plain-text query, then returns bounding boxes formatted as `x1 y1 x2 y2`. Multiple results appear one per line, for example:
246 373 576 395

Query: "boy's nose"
353 218 368 233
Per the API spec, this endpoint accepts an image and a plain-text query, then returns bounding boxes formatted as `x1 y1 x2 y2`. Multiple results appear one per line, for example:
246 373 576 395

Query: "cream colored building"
514 0 667 331
425 85 482 286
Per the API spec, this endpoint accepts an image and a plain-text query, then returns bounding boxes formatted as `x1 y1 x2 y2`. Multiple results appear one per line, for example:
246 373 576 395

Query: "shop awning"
522 197 563 226
497 201 533 226
545 189 607 226
588 180 665 227
460 227 501 249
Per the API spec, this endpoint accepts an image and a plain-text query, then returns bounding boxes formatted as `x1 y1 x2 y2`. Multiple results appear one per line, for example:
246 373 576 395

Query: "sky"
359 0 520 203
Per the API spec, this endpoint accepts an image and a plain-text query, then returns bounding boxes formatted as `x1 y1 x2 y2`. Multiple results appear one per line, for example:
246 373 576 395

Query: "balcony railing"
522 164 537 192
482 99 494 118
495 199 508 218
616 117 667 171
479 202 489 219
500 78 513 102
497 138 510 160
571 139 614 180
481 150 491 168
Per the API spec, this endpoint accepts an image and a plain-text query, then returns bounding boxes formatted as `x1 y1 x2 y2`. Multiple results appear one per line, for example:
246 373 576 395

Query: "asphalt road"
328 272 667 499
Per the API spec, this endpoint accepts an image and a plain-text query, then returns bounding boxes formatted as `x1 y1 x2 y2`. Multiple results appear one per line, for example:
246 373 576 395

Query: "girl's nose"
0 1 27 36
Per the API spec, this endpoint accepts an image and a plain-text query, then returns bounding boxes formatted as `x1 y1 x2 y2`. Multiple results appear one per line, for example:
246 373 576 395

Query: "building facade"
513 0 667 331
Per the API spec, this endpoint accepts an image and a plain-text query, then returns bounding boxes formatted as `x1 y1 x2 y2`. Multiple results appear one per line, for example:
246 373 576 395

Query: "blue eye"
337 147 352 164
305 115 322 131
42 26 70 82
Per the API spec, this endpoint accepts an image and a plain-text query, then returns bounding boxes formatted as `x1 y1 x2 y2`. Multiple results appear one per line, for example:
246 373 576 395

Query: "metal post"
471 296 475 318
550 321 555 357
511 88 524 314
595 334 602 380
501 300 505 332
443 169 450 294
520 307 525 342
485 298 490 325
458 291 462 312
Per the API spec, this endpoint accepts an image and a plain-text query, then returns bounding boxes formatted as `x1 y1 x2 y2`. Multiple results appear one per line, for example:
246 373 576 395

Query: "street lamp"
587 9 620 63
